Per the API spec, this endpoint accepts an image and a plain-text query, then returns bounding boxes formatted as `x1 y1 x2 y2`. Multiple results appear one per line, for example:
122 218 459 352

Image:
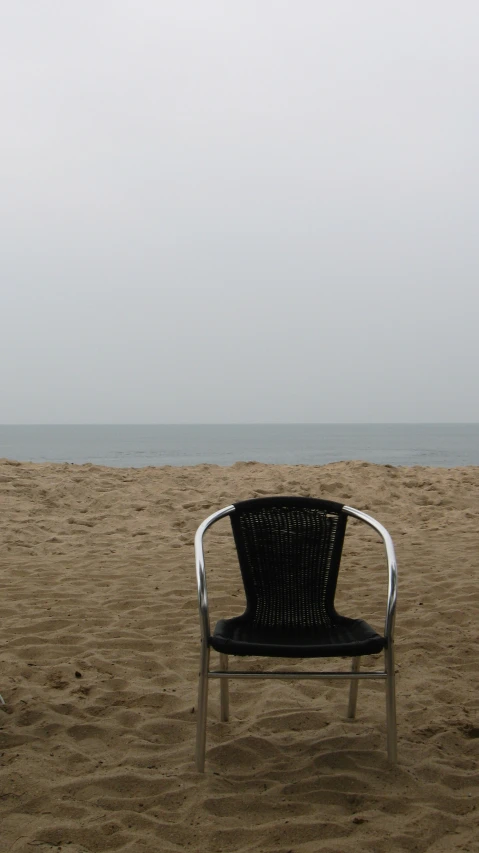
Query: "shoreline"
2 456 479 471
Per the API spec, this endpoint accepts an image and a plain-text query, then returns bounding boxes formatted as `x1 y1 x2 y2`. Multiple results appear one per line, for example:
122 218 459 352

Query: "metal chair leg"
347 656 361 718
219 653 229 722
195 641 210 772
385 643 397 766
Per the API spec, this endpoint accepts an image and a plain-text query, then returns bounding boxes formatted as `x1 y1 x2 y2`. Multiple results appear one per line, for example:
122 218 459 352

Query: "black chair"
195 496 397 771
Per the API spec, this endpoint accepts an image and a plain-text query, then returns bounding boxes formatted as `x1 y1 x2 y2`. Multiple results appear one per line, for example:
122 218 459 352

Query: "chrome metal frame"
194 503 397 772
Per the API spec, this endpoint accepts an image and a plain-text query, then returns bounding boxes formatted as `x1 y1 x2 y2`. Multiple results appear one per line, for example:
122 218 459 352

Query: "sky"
1 0 478 424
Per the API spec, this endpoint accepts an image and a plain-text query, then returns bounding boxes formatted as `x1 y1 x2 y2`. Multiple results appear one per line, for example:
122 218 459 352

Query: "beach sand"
1 459 478 852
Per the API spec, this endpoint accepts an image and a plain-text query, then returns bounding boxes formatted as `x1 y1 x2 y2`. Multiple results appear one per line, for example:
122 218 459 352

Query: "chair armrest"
194 505 235 643
343 506 397 645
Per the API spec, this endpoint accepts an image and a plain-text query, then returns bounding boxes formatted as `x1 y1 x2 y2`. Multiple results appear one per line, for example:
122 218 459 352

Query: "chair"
194 496 397 772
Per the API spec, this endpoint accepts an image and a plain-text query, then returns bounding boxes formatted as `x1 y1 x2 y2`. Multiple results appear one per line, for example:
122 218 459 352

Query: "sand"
1 458 478 853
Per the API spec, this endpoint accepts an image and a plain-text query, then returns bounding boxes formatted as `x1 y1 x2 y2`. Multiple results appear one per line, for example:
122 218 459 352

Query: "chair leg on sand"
385 644 397 766
196 641 210 772
220 653 229 722
347 656 361 719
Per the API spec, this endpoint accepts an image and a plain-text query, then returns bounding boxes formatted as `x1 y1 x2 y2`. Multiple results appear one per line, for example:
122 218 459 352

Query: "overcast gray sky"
1 1 478 423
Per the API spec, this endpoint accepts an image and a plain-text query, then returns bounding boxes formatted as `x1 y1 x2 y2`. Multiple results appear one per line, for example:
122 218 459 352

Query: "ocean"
0 424 477 468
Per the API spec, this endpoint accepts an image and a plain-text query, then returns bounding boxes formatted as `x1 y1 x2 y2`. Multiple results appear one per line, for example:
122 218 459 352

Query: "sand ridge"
1 459 478 852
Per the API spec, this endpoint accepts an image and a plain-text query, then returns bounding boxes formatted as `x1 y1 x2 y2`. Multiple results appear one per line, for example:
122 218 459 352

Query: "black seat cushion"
210 613 385 658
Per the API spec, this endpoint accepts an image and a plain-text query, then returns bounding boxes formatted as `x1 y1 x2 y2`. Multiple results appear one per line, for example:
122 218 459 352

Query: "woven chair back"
230 497 347 629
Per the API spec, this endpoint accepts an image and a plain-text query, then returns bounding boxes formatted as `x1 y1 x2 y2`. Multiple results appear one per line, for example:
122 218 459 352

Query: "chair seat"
210 614 386 658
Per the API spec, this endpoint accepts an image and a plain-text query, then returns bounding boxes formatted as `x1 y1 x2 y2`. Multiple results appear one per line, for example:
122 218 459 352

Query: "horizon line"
1 422 478 428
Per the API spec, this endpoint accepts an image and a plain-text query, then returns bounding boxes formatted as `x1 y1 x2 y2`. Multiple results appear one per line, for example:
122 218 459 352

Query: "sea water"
0 423 477 467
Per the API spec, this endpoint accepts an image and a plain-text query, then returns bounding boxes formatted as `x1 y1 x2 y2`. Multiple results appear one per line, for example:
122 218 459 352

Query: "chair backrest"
230 497 347 629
